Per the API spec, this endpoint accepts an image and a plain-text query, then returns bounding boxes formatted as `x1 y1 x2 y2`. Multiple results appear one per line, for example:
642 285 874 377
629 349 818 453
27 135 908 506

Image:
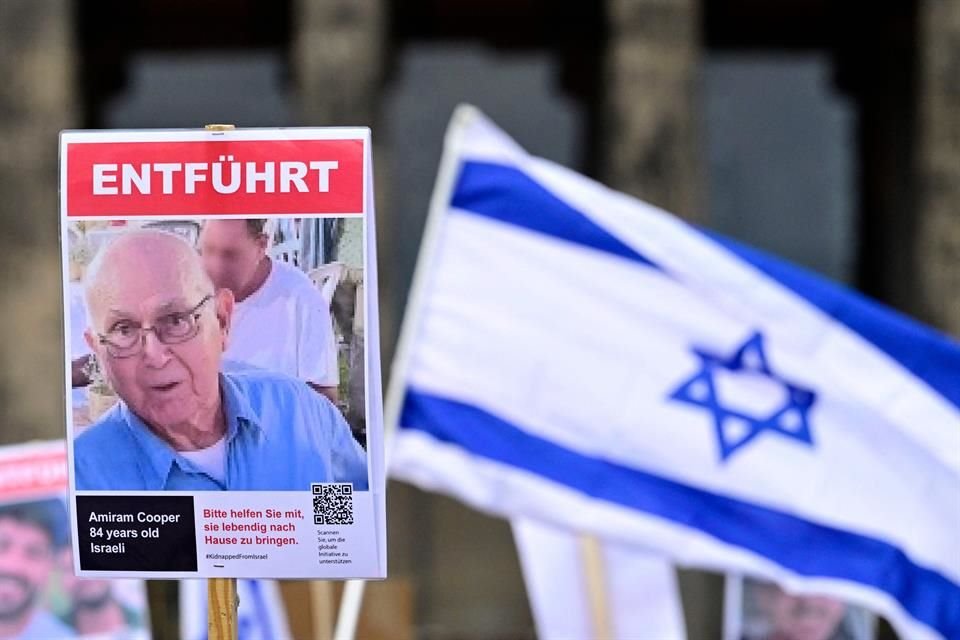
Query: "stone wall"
601 0 703 222
0 0 78 444
602 1 723 638
914 0 960 334
292 0 384 127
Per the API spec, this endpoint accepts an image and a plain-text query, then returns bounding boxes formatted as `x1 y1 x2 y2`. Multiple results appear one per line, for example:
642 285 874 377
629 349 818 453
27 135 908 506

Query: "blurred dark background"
1 0 956 637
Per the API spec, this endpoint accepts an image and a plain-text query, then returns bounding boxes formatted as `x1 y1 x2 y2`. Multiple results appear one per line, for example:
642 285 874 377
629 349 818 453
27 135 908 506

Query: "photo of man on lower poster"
0 442 151 639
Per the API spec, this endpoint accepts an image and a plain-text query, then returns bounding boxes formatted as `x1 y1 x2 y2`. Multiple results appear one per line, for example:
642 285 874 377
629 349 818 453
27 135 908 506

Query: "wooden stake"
208 578 239 640
309 581 336 640
579 534 613 640
201 120 239 640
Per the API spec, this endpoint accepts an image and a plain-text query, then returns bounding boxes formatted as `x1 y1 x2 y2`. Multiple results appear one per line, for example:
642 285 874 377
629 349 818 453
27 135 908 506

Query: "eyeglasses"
97 295 214 359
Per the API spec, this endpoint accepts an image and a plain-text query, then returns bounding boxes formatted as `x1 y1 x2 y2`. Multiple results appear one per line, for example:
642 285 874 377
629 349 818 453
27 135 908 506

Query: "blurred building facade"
0 0 957 638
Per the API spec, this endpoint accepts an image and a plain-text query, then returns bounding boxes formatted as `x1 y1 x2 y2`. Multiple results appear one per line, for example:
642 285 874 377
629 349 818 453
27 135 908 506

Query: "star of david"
668 331 817 462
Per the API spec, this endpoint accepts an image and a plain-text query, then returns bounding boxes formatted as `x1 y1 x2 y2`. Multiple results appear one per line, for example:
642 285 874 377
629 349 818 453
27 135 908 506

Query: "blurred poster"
724 575 879 640
0 441 150 639
179 579 290 640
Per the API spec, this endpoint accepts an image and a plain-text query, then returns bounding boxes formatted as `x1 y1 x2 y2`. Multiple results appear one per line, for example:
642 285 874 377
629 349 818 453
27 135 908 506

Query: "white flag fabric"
512 518 687 639
387 105 960 640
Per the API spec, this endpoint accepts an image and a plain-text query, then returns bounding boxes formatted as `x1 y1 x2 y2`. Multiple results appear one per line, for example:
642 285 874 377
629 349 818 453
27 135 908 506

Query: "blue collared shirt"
74 370 368 491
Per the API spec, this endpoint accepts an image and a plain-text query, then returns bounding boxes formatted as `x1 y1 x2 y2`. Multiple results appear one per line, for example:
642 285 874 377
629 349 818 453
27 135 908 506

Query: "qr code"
311 483 354 525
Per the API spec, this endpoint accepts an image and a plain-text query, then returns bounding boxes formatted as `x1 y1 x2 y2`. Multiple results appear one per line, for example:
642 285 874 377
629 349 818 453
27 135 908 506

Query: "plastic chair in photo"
308 262 346 307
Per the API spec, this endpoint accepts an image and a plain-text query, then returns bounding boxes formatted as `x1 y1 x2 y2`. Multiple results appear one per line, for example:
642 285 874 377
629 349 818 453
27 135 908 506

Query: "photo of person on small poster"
60 127 385 580
0 442 151 640
725 576 877 640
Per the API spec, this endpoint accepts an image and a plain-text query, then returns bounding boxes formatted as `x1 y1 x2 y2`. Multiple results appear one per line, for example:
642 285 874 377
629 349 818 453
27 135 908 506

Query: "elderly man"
199 219 339 403
0 500 73 639
73 230 367 491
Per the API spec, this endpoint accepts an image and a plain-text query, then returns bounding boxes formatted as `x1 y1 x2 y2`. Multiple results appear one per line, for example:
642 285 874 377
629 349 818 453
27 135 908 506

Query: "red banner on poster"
66 139 364 217
0 448 69 500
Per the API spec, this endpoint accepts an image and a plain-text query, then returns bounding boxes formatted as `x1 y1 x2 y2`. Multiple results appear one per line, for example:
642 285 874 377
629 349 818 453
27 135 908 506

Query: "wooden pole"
207 578 239 640
579 534 613 640
201 123 240 640
309 581 336 640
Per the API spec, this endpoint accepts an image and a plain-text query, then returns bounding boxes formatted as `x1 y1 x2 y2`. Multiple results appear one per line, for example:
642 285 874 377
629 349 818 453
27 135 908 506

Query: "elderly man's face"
199 220 267 297
85 235 232 432
0 518 54 621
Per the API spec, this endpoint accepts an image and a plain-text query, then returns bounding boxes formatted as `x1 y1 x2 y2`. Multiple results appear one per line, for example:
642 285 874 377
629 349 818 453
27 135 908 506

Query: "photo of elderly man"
72 229 368 492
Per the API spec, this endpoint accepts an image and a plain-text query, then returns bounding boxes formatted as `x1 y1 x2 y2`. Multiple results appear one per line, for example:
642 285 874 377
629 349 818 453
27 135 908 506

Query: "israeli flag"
388 105 960 640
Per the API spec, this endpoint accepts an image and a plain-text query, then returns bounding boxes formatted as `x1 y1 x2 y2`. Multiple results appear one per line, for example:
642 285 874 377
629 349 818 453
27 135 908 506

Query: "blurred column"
602 1 721 639
914 0 960 334
292 0 385 126
291 0 398 360
0 0 78 443
601 0 703 222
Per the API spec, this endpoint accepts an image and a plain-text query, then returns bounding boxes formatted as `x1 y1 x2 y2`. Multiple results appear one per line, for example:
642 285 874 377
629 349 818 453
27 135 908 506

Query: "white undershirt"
179 437 227 483
225 259 338 385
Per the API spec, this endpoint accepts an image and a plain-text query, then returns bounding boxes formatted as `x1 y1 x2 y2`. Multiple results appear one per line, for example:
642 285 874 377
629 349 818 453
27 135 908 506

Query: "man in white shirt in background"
199 219 339 404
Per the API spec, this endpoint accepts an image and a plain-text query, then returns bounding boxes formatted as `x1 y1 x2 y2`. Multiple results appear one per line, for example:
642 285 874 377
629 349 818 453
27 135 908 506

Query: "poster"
0 441 150 639
60 127 386 579
724 575 879 640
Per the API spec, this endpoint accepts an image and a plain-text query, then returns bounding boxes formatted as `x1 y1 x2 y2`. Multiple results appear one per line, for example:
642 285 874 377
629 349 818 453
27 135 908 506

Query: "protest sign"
60 127 386 579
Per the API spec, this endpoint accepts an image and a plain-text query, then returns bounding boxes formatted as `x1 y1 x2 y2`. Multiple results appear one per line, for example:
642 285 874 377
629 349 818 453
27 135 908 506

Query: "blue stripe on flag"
451 161 660 270
705 230 960 413
401 388 960 640
452 159 960 414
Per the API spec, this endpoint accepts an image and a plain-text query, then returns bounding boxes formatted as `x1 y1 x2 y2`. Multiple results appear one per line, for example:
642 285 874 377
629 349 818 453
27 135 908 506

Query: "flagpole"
201 123 240 640
333 579 366 640
331 105 479 640
579 535 613 640
382 104 479 448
